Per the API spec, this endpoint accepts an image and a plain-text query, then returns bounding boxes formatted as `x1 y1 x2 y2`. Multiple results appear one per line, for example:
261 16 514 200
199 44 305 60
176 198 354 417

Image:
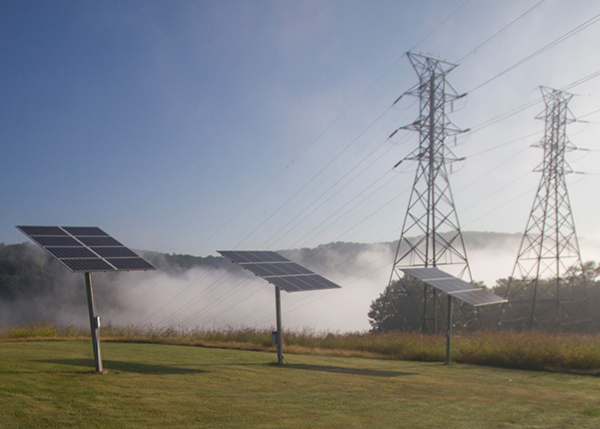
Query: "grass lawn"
0 340 599 428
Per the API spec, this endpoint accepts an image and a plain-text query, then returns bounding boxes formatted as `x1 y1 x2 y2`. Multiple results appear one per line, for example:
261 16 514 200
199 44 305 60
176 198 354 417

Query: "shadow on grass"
39 359 207 375
281 363 413 378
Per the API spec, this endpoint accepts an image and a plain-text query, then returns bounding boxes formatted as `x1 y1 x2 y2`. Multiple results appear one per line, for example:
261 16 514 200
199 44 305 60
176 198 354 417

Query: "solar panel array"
218 250 341 293
17 226 156 272
401 267 507 307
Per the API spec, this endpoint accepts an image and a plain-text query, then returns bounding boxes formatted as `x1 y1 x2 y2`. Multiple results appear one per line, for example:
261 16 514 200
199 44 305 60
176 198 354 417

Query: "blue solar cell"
304 274 340 290
17 225 155 273
46 247 97 259
17 226 67 236
218 250 290 264
63 227 108 236
61 258 115 272
92 247 138 258
450 289 508 307
281 275 318 291
278 262 313 275
219 250 341 293
242 263 275 277
78 236 122 247
401 267 506 307
218 251 253 263
248 251 289 262
267 276 303 292
402 267 449 280
106 258 155 270
32 236 82 247
244 263 310 277
235 252 266 263
428 278 478 294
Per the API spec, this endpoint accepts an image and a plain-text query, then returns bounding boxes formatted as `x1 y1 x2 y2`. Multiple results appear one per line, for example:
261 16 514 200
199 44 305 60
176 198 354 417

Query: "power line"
143 96 417 327
462 186 535 228
233 103 397 250
128 9 600 330
159 175 411 328
179 277 256 327
461 170 532 214
160 0 471 258
408 0 471 52
291 171 398 249
250 228 405 327
244 85 600 331
457 0 547 63
498 87 595 332
155 270 241 326
112 1 520 327
247 133 566 327
456 145 532 197
257 114 405 250
137 268 215 325
469 12 600 93
261 136 401 250
579 107 600 119
200 283 272 328
464 131 541 159
563 70 600 91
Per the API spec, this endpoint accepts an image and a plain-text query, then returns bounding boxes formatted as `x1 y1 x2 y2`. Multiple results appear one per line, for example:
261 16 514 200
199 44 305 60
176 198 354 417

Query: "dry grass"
2 323 600 373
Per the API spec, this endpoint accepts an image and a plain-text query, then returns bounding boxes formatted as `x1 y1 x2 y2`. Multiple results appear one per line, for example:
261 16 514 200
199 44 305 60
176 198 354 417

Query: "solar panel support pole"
85 272 103 373
445 295 453 365
275 286 284 364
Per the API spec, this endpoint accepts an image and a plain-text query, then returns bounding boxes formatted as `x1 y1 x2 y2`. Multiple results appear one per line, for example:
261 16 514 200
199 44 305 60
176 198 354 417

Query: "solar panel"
77 236 123 247
61 258 116 272
63 226 108 236
401 267 507 307
31 236 82 247
427 278 479 294
220 250 289 264
18 226 67 236
402 267 449 280
218 250 341 293
16 226 156 273
46 247 97 259
91 247 138 258
106 258 155 270
450 289 508 307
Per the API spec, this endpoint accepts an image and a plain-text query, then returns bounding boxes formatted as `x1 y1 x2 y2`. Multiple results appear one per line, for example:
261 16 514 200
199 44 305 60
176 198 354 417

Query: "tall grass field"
1 339 600 428
2 323 600 373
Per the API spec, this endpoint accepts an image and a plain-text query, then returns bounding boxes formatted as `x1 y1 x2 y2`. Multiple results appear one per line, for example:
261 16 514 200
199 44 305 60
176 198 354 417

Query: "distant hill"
0 230 525 302
0 231 592 326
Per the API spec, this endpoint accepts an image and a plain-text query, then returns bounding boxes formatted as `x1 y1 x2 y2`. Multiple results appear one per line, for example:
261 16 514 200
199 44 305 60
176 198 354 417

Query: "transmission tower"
387 52 472 334
499 86 594 332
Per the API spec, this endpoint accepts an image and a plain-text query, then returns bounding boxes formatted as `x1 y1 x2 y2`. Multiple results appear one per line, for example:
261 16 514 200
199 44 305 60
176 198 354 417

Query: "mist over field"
2 231 600 333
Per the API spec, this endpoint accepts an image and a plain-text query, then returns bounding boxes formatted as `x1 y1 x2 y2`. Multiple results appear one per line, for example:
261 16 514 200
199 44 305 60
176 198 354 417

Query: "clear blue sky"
2 0 600 257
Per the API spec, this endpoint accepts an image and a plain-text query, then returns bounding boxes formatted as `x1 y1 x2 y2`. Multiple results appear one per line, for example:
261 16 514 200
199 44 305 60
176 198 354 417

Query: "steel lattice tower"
499 87 594 332
387 53 472 334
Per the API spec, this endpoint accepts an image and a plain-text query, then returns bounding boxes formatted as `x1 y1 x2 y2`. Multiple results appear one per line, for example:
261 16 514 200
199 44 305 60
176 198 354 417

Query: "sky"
2 1 600 331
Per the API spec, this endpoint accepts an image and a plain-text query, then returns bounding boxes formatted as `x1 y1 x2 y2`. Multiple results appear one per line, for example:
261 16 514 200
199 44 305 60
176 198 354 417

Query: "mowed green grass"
0 341 599 428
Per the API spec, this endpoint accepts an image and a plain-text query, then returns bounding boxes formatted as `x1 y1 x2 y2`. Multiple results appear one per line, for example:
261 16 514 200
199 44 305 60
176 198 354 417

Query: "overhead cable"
457 0 547 63
469 12 600 93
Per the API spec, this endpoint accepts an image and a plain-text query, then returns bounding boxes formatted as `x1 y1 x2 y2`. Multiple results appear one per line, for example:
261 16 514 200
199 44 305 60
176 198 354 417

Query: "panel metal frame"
16 225 156 373
401 267 507 308
16 225 156 273
218 250 341 293
401 267 507 364
219 250 341 365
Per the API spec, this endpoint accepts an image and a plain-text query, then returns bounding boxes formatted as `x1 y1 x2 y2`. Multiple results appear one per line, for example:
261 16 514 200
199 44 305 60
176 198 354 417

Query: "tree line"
369 262 600 334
